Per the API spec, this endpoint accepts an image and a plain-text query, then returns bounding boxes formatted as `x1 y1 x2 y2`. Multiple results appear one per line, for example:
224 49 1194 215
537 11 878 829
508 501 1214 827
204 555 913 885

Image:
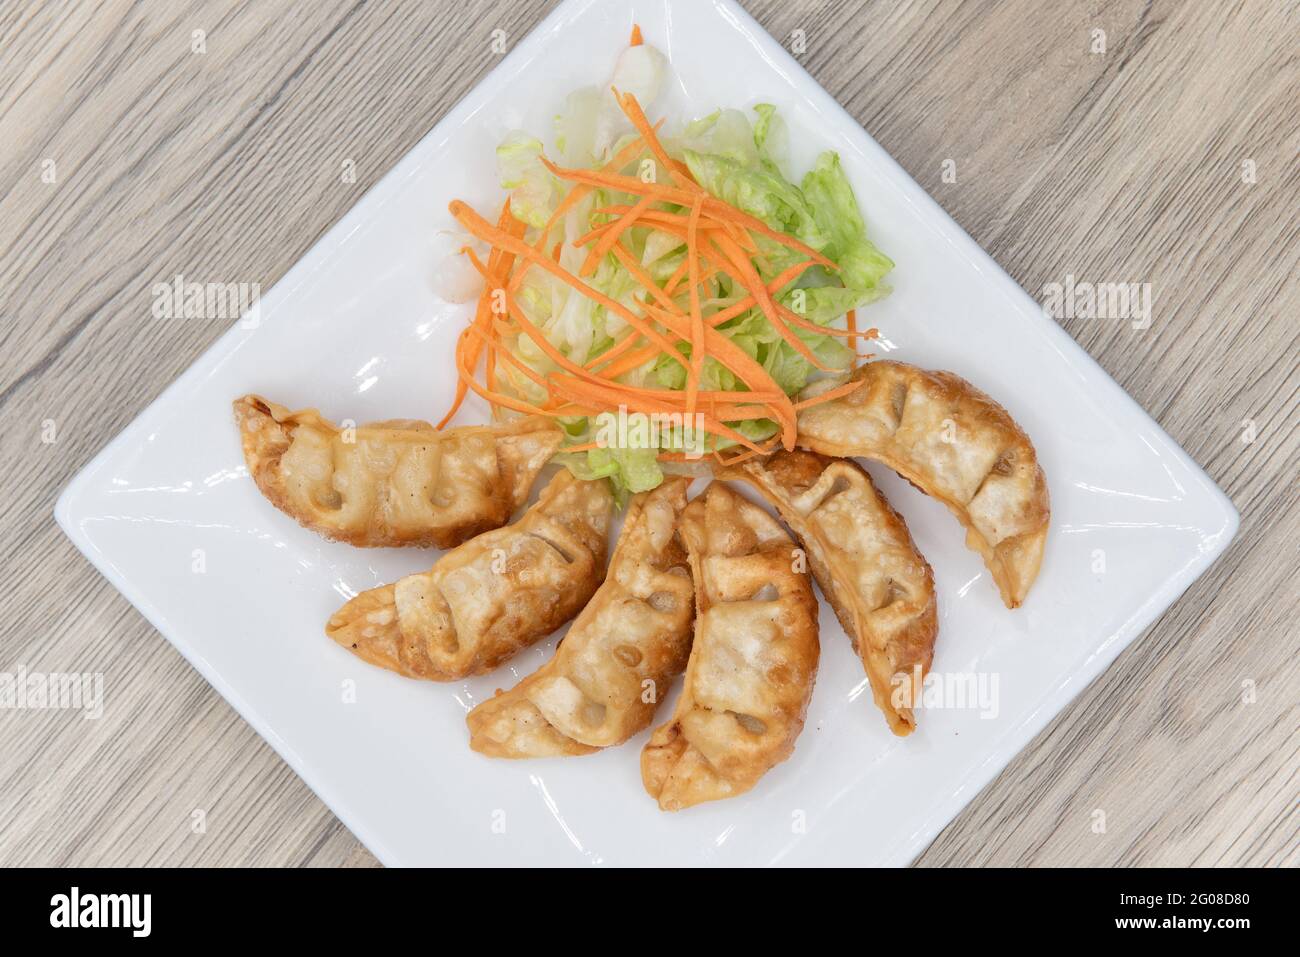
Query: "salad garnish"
438 25 892 497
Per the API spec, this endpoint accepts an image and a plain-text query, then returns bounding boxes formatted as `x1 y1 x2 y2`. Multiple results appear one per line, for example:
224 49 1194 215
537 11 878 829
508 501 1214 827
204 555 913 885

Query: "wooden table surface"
1 0 1295 868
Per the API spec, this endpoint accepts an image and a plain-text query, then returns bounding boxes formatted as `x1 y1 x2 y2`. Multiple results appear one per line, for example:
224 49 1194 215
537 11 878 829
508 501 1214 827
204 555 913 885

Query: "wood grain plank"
0 0 1294 867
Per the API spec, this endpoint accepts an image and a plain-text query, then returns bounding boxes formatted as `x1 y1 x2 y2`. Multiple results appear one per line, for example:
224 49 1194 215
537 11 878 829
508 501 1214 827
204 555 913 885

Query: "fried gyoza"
325 471 612 680
717 450 937 735
642 482 819 811
466 477 695 758
796 360 1049 608
234 395 562 549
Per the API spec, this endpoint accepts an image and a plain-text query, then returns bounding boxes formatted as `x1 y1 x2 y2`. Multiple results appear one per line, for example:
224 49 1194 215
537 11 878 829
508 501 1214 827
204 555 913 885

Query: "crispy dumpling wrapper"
326 471 612 680
796 360 1049 608
234 395 562 549
717 450 937 735
641 482 819 811
467 477 695 758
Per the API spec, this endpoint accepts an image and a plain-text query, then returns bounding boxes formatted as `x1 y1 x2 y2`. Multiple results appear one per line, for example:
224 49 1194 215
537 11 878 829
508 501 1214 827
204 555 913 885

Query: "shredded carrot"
709 232 833 372
509 128 661 294
495 263 778 418
777 301 878 339
638 300 797 447
685 195 705 418
638 303 790 402
793 377 870 409
661 254 693 296
436 200 523 428
438 61 885 463
454 326 553 419
545 375 763 451
579 193 654 275
540 157 837 270
591 343 658 379
580 206 727 242
606 243 682 314
546 162 761 237
589 246 837 386
576 243 676 376
714 444 776 467
846 308 857 369
629 24 643 46
552 374 779 407
451 200 682 362
540 129 656 235
703 259 820 326
614 90 698 193
589 217 829 320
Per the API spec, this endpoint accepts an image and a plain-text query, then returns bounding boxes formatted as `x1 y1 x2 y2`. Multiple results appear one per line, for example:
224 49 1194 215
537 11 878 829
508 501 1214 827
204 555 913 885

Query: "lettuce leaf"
683 148 829 252
800 151 894 292
497 131 561 228
751 103 788 176
553 87 602 166
778 285 886 323
557 445 663 504
682 109 762 167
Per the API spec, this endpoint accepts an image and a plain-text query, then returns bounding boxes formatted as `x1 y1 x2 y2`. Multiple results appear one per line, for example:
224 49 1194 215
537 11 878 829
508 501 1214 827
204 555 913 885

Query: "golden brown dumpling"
325 471 612 680
466 477 695 758
234 395 562 549
797 361 1049 608
642 482 819 811
716 449 937 735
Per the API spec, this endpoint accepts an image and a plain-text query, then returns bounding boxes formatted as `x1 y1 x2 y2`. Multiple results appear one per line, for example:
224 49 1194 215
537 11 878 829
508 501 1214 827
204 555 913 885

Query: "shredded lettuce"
801 151 894 292
557 445 663 505
682 109 762 167
751 103 788 175
554 87 602 166
779 285 885 324
496 131 560 228
488 49 892 498
682 149 829 252
610 44 669 110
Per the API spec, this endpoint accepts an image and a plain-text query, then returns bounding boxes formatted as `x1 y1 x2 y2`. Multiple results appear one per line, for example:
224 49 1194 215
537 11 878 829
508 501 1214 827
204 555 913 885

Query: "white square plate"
57 0 1237 866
